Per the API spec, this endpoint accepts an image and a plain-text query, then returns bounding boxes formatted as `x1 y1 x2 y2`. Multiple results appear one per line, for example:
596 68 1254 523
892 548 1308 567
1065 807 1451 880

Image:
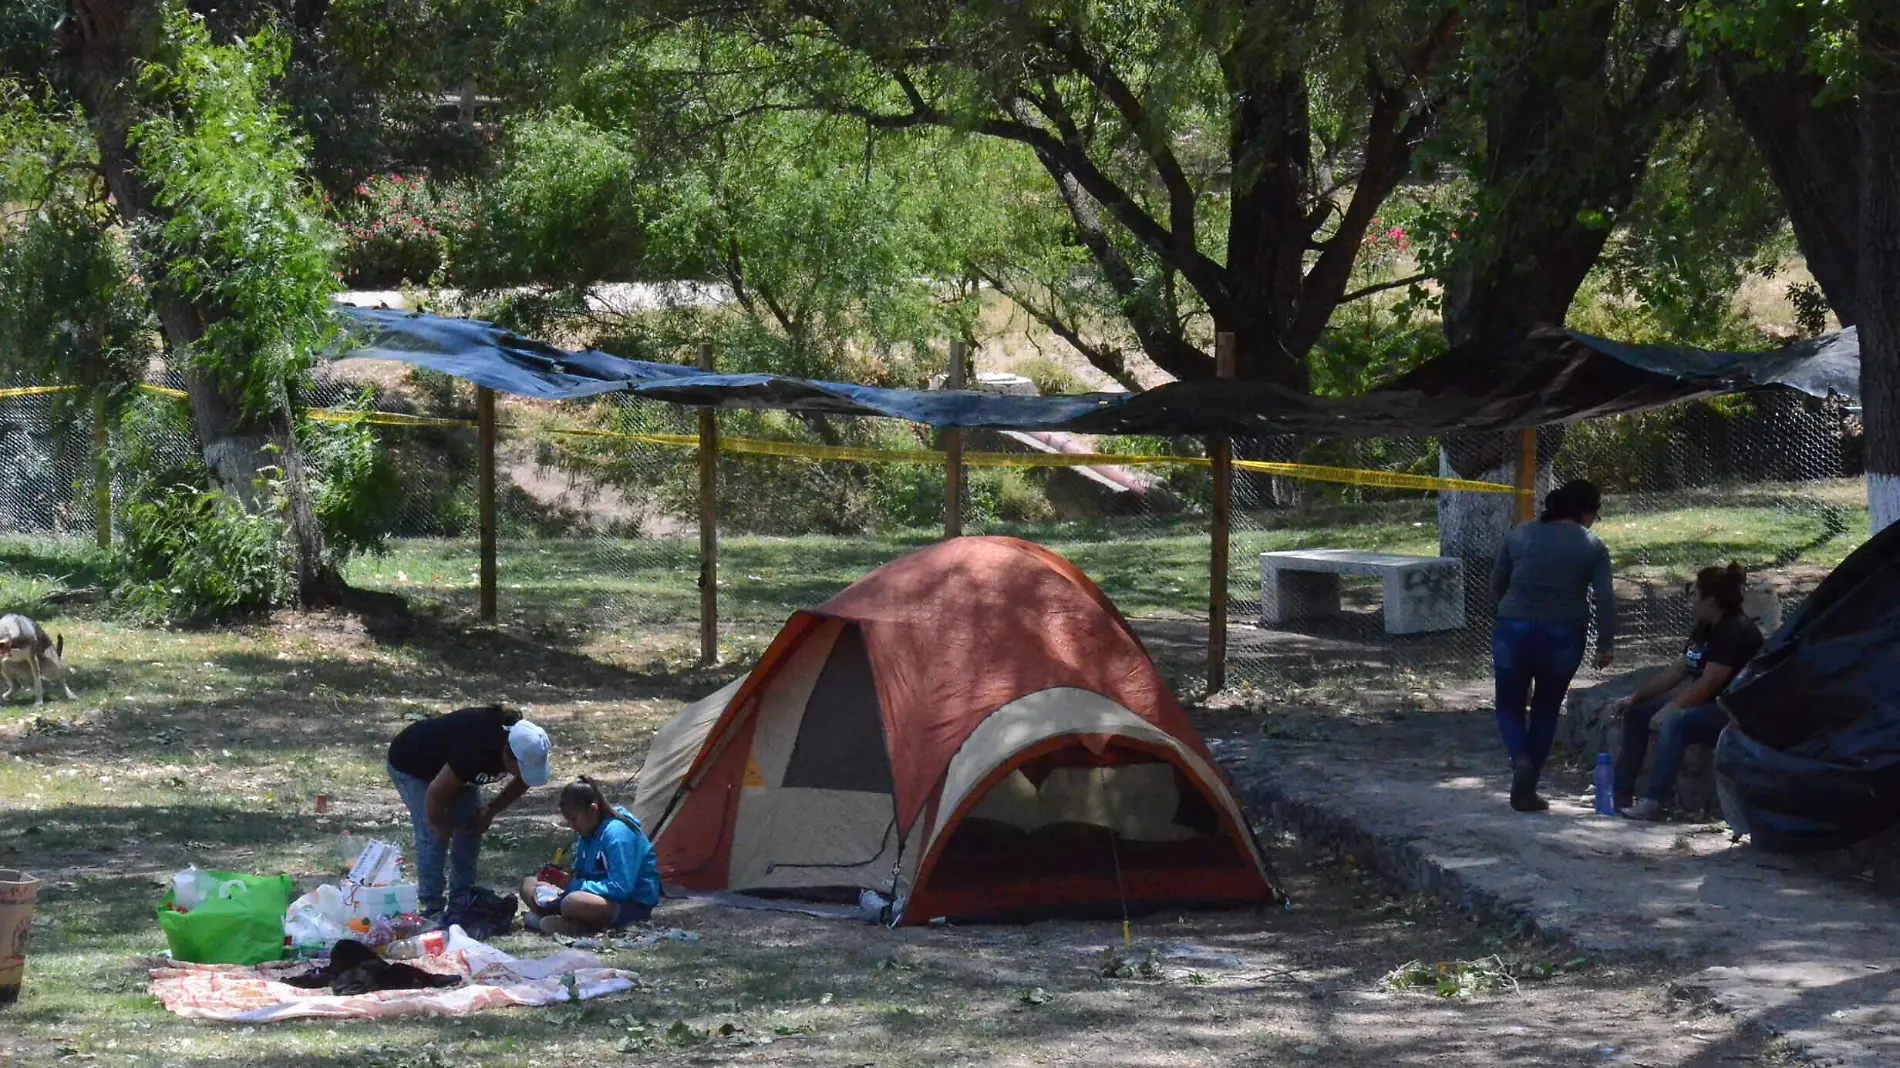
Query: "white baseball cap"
508 720 551 787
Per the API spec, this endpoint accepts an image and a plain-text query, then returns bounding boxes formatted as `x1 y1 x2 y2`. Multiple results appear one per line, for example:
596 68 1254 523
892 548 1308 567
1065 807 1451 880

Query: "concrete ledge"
1225 734 1900 1068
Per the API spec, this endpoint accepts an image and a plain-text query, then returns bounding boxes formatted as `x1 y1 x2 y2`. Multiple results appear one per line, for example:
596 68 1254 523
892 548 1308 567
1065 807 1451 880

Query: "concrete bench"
1260 550 1465 636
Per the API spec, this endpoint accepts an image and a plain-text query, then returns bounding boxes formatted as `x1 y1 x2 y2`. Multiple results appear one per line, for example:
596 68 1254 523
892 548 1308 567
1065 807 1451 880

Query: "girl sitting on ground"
1610 562 1765 821
521 776 662 935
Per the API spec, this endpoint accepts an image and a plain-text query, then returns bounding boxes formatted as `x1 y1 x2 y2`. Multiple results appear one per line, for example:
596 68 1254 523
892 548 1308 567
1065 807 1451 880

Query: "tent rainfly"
631 536 1281 924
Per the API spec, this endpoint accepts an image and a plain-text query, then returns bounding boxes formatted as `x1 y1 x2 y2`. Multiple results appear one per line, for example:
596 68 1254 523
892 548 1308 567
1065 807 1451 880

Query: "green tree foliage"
1591 110 1794 346
0 87 154 397
0 0 61 89
454 110 649 293
642 0 1466 386
130 8 342 418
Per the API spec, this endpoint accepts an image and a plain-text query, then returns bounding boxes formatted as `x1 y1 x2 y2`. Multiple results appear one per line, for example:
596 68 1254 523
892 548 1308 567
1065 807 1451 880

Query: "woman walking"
1490 480 1617 811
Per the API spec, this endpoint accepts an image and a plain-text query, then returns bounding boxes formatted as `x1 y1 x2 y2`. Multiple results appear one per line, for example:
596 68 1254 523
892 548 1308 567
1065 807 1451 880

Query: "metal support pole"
1515 427 1538 523
477 386 497 622
697 342 719 665
1208 332 1236 695
92 394 111 549
944 341 967 540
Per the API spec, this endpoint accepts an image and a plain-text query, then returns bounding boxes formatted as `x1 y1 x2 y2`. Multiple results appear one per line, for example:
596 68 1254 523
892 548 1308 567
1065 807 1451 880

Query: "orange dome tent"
630 536 1280 924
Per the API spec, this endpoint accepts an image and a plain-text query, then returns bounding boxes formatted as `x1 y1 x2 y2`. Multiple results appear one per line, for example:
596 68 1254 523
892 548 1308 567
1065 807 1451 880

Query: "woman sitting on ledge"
1611 563 1764 821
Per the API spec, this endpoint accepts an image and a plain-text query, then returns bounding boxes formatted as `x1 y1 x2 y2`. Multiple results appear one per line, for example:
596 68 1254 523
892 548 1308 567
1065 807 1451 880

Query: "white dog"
0 614 76 705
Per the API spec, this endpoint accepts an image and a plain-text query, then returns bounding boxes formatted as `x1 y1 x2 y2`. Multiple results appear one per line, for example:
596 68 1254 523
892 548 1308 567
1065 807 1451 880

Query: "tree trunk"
60 0 340 606
1715 51 1862 324
1437 431 1559 614
1860 9 1900 533
1220 65 1315 391
1436 0 1693 604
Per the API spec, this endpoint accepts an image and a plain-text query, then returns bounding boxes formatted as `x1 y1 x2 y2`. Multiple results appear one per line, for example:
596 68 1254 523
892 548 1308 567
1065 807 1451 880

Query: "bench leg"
1261 569 1341 626
1383 563 1466 635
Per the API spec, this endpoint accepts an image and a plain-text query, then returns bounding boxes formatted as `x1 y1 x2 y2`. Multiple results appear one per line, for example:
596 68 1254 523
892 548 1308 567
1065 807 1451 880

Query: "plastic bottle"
383 929 447 960
1593 753 1617 816
338 830 360 873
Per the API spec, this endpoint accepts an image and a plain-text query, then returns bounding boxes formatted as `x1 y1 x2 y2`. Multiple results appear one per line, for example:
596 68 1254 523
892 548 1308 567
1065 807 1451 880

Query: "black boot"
1510 757 1550 812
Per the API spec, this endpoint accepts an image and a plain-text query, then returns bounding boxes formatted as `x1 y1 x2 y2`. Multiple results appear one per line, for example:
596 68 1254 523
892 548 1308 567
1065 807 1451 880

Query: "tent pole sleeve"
699 342 719 665
944 341 967 540
1208 333 1235 696
1515 427 1538 523
477 385 497 622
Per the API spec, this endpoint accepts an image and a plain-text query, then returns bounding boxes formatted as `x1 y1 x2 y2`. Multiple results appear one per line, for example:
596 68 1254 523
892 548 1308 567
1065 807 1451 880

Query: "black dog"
282 939 462 996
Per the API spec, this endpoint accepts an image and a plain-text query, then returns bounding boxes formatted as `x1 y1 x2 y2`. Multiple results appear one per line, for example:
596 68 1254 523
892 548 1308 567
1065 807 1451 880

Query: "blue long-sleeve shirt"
1490 519 1618 655
570 806 662 906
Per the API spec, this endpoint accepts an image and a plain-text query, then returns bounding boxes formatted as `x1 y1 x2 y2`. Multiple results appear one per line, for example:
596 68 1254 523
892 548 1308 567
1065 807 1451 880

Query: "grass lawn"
325 481 1867 632
0 485 1835 1066
0 603 1774 1068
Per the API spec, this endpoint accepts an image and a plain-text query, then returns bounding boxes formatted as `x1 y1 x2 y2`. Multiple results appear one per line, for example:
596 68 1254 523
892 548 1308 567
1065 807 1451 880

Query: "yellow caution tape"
0 384 189 399
547 427 1516 494
4 382 1518 494
304 409 480 429
0 385 79 399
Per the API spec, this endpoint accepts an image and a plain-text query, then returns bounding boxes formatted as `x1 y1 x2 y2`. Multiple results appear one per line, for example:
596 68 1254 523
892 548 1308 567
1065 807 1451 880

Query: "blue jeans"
552 893 654 928
1615 700 1728 806
1493 619 1588 767
388 763 484 914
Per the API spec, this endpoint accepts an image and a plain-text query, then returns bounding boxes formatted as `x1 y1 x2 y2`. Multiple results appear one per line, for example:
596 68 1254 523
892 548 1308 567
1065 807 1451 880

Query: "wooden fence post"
698 342 719 666
944 341 967 540
1208 333 1236 696
92 394 111 550
1515 427 1538 523
477 385 497 622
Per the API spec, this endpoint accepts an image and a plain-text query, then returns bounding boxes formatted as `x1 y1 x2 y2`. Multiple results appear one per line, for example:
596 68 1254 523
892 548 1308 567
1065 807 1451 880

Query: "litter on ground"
147 925 638 1023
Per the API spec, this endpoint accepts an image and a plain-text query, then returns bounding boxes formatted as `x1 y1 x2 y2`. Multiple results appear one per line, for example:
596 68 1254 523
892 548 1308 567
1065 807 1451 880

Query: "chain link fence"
1218 391 1862 707
0 380 101 542
0 369 1868 704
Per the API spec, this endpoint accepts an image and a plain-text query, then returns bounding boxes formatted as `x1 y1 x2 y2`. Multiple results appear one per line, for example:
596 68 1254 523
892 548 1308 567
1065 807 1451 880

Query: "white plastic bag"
857 889 891 923
169 866 223 913
285 893 351 949
312 882 351 921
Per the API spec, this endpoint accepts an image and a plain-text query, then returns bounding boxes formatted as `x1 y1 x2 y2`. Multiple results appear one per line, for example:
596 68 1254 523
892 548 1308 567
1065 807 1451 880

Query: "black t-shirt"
387 707 511 785
1683 611 1764 681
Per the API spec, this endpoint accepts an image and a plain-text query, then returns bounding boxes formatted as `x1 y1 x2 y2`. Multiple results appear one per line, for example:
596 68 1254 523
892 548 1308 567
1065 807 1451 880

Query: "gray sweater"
1490 520 1617 654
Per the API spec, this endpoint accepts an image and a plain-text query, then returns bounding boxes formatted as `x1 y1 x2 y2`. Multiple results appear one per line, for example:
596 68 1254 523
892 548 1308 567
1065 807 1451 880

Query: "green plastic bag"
155 870 293 966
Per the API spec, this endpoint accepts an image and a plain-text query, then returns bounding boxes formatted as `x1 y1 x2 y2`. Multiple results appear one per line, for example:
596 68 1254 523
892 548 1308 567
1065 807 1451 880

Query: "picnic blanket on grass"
149 925 638 1022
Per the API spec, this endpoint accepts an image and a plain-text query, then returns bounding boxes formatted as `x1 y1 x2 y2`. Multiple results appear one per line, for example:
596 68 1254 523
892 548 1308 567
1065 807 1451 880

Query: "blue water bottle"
1593 753 1616 816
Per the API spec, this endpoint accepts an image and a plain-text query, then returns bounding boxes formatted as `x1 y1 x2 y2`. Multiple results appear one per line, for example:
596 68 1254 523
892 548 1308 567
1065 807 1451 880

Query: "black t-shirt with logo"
1683 611 1765 682
387 707 511 785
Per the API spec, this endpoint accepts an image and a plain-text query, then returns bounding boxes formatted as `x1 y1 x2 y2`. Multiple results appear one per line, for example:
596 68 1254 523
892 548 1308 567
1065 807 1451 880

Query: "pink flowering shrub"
1361 216 1410 271
337 173 472 288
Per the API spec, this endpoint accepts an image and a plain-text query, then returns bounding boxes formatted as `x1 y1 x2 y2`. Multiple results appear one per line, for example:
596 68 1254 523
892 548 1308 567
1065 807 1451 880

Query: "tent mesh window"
780 626 894 793
928 747 1245 890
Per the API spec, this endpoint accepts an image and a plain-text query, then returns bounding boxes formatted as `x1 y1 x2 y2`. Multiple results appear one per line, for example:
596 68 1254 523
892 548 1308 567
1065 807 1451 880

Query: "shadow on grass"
0 538 112 622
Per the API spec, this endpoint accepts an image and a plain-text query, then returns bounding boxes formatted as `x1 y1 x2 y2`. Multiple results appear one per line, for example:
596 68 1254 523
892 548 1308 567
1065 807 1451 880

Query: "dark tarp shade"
1717 519 1900 852
335 306 1859 438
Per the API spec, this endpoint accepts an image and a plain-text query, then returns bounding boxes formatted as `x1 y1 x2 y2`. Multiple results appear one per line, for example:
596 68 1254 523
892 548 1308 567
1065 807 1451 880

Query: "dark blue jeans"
389 763 484 914
1493 618 1588 767
1615 699 1728 806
